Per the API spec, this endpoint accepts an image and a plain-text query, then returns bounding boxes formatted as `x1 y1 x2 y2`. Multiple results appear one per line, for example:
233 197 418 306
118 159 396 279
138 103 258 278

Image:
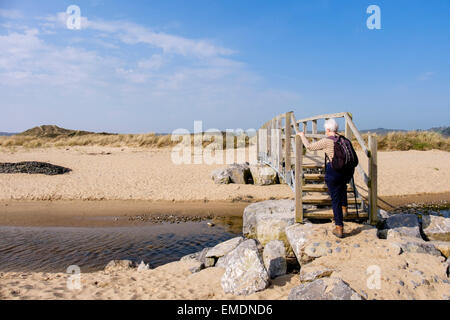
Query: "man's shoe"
342 206 348 218
332 225 344 238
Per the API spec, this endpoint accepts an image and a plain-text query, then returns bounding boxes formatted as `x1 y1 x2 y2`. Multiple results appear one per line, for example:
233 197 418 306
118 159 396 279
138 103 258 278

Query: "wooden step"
302 163 324 169
303 208 368 220
304 173 325 181
302 195 361 205
302 184 353 192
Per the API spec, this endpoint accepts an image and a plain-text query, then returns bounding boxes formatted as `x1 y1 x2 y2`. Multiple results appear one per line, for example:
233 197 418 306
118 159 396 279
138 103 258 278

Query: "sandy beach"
0 222 448 300
0 147 449 202
0 147 449 300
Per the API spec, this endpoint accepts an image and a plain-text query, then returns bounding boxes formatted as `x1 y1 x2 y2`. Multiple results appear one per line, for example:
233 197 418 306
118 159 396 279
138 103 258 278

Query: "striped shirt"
303 137 335 161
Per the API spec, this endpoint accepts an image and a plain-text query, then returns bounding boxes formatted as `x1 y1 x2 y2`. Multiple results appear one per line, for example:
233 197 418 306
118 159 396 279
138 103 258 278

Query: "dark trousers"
325 163 354 227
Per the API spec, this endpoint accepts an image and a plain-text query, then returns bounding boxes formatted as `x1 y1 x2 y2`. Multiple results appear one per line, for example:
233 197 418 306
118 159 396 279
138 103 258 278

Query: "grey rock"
228 163 252 184
422 215 450 241
181 247 215 267
389 237 441 256
263 240 287 279
304 242 332 259
299 265 334 282
221 239 270 296
215 255 230 269
285 223 317 264
288 278 363 300
429 241 450 258
188 261 204 274
385 214 421 239
249 163 278 186
206 237 244 259
377 209 393 220
211 167 232 184
243 200 295 252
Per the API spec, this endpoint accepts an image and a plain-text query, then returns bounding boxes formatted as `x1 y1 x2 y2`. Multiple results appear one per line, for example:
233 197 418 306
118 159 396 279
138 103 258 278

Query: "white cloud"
0 8 23 19
138 54 164 70
0 11 301 132
417 71 434 81
42 12 234 58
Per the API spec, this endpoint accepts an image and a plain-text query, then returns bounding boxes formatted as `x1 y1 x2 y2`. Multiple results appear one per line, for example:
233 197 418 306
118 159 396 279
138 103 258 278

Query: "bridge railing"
257 111 378 225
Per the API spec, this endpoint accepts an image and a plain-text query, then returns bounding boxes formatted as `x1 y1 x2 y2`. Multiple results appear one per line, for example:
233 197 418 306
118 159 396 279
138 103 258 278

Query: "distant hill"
428 126 450 137
17 125 115 138
0 132 18 136
360 128 407 135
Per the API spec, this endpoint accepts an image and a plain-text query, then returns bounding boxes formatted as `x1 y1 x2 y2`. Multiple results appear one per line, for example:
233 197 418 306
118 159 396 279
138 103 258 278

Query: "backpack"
326 135 358 172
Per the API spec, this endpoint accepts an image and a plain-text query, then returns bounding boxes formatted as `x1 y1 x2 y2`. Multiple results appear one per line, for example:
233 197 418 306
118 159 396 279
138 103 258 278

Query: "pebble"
335 247 342 253
353 244 360 248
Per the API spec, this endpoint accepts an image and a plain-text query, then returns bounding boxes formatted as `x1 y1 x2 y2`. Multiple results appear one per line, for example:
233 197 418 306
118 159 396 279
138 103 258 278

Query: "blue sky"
0 0 449 133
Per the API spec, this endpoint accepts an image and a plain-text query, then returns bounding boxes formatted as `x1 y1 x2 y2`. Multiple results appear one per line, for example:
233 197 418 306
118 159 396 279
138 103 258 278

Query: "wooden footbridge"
256 112 378 225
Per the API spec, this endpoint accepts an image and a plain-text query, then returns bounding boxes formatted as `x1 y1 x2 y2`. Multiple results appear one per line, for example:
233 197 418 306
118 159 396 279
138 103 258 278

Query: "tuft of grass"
353 131 450 152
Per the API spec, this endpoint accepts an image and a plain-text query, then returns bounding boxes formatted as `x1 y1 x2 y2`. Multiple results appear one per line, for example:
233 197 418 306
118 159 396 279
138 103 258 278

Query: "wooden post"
295 134 303 223
267 121 271 162
312 120 317 156
256 129 259 162
345 112 353 140
303 121 307 133
368 134 378 225
285 112 292 173
276 117 282 172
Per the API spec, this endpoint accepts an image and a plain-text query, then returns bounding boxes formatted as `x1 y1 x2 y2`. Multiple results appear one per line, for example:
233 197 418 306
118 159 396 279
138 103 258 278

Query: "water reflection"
0 220 242 273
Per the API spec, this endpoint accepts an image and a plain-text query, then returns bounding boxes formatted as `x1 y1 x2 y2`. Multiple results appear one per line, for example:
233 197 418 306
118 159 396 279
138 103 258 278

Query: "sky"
0 0 449 133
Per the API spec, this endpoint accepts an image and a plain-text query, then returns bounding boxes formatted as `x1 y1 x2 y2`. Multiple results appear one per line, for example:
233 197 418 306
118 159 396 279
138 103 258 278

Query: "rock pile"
0 161 71 175
176 199 450 299
211 162 278 185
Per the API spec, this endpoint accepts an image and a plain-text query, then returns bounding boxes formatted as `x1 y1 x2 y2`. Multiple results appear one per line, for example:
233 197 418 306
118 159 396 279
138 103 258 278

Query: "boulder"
285 223 318 264
243 200 295 252
429 241 450 258
388 237 442 256
188 261 204 274
249 164 278 186
299 265 334 282
288 278 363 300
228 163 252 184
221 239 270 295
206 237 244 259
385 214 421 239
304 241 334 259
215 255 230 269
180 247 215 268
422 215 450 241
262 240 287 279
377 208 393 221
211 168 232 184
104 260 136 272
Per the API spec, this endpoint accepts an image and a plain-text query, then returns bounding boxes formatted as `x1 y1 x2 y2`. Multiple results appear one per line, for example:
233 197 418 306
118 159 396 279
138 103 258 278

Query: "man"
297 118 355 238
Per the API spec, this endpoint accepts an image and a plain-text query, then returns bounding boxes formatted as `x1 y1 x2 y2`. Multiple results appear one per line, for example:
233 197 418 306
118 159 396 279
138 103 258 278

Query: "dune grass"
0 132 254 150
354 131 450 152
0 130 448 151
